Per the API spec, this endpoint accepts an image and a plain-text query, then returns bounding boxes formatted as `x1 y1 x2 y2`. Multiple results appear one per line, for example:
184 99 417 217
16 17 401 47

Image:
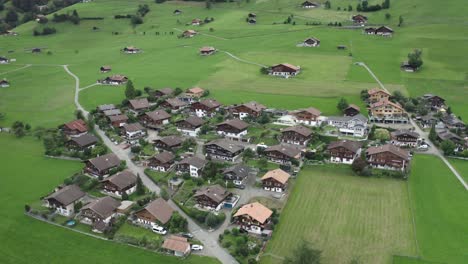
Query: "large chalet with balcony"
175 156 207 178
204 139 245 162
261 169 290 193
264 144 302 165
366 144 411 171
230 101 266 120
291 107 321 126
128 98 150 115
108 114 129 128
100 170 137 197
422 94 445 110
369 99 408 124
148 151 175 172
175 116 205 137
84 153 121 177
79 196 121 231
194 185 232 210
327 140 362 164
62 119 88 137
326 114 368 137
191 99 221 118
390 130 420 147
216 119 249 139
153 136 184 151
43 185 85 216
135 198 174 226
140 109 171 129
233 202 273 234
161 98 188 112
280 125 312 146
122 123 146 140
269 63 301 78
368 88 391 103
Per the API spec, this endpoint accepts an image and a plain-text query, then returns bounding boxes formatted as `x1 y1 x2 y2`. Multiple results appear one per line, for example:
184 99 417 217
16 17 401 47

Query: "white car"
191 244 204 251
152 225 167 235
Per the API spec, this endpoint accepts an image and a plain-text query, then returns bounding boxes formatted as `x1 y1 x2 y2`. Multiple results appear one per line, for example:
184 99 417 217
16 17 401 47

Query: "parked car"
234 184 245 190
152 225 167 235
191 244 204 251
180 232 194 239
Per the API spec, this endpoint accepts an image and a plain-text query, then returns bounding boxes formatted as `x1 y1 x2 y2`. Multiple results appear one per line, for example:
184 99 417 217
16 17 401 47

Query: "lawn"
261 165 417 264
448 158 468 182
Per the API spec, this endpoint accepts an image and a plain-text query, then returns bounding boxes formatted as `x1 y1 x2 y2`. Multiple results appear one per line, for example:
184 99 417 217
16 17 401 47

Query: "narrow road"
219 50 268 68
173 28 229 40
0 64 32 75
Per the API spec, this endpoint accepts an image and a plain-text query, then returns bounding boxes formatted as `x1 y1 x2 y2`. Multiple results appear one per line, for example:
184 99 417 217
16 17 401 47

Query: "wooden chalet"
148 151 175 172
0 56 10 64
154 88 174 97
375 26 394 36
84 153 121 177
269 63 301 77
62 119 88 137
191 99 221 118
191 18 202 26
391 130 420 147
161 98 188 111
175 156 208 178
123 46 141 54
162 235 191 257
261 169 290 193
264 144 302 165
176 116 205 137
327 140 362 164
248 13 256 18
108 114 129 128
182 29 197 38
302 37 320 47
280 125 312 146
67 133 98 150
367 88 391 103
247 17 256 24
140 109 171 129
173 9 182 15
233 202 273 234
100 170 137 197
99 75 128 85
352 14 367 24
100 66 111 73
128 98 150 115
122 122 146 140
222 164 252 185
153 136 184 151
366 144 411 171
204 139 245 162
344 104 360 116
0 79 10 88
200 46 216 56
216 119 249 139
44 185 85 216
301 1 318 8
422 94 445 109
194 184 231 210
80 196 120 227
135 198 174 226
369 99 407 124
291 107 321 126
230 101 266 119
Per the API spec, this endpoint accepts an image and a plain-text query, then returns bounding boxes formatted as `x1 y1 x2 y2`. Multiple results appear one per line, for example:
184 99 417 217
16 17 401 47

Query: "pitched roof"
98 104 116 111
102 170 137 190
217 119 249 130
156 136 184 147
70 133 98 147
327 113 368 123
261 169 290 184
82 196 121 219
109 114 129 122
187 87 204 94
45 185 85 206
294 107 321 116
376 26 394 32
88 153 121 171
239 101 267 112
107 75 127 82
162 235 190 252
327 140 362 153
200 46 215 52
145 109 171 121
370 99 403 110
206 139 244 153
178 156 207 168
345 104 360 112
368 88 391 96
265 144 302 158
272 63 300 71
129 98 149 110
366 144 410 160
103 109 122 116
177 116 205 127
198 99 221 108
152 151 175 164
165 98 187 108
157 88 174 95
64 119 88 133
281 125 312 137
140 198 174 224
123 122 144 133
304 37 320 44
234 202 272 224
194 184 231 204
391 130 419 139
222 164 251 179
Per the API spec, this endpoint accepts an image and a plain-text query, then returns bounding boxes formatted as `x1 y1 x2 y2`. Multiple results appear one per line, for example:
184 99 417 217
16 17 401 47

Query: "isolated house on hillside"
200 46 216 56
99 75 128 85
327 140 362 164
135 198 174 226
43 185 85 216
0 79 10 88
100 170 138 197
375 26 394 36
100 66 111 73
183 30 197 38
302 37 320 47
84 153 121 177
176 116 205 137
269 63 301 78
301 1 318 8
173 9 182 15
123 46 141 54
352 14 368 24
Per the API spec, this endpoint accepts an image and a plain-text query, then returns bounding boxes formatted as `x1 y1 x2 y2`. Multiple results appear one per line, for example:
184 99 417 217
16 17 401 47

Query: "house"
216 119 249 139
247 17 256 24
400 61 418 72
222 164 252 185
442 114 465 130
100 75 128 85
352 14 368 24
375 26 394 36
280 125 312 146
32 47 42 53
261 169 290 192
176 116 205 137
161 98 188 111
264 144 302 165
344 104 360 117
67 133 98 150
62 119 88 137
191 18 202 26
364 27 377 35
84 153 121 177
100 66 111 73
326 114 368 137
123 46 141 54
301 1 318 8
103 109 122 117
128 98 150 115
80 196 121 227
194 184 231 210
183 87 205 102
369 99 408 124
135 198 174 226
122 123 146 140
269 63 301 78
291 107 322 126
368 88 391 103
366 144 411 171
436 129 463 144
422 94 445 109
154 88 174 97
175 156 208 178
233 202 272 234
162 235 191 257
231 101 266 119
327 140 362 164
0 56 9 64
148 151 175 172
302 37 320 47
248 13 256 18
43 185 85 216
0 79 10 88
183 29 197 38
204 139 245 162
140 109 171 129
153 136 184 151
391 130 420 147
419 113 438 128
191 99 221 117
337 45 347 50
174 9 182 15
100 170 138 197
108 114 129 128
200 46 216 56
97 104 116 113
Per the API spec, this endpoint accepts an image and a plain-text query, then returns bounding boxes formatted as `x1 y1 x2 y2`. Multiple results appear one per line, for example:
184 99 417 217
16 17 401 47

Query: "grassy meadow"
448 158 468 182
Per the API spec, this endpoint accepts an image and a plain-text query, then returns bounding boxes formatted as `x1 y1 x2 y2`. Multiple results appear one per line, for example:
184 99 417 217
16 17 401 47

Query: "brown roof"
239 101 267 112
368 88 391 96
272 63 300 71
194 184 231 204
108 75 127 82
123 122 144 133
145 109 171 121
345 104 360 112
199 99 221 109
370 99 403 110
152 151 175 164
88 153 121 171
157 88 174 95
100 66 111 71
206 139 244 153
140 198 174 224
187 87 204 94
282 125 312 137
234 202 272 224
178 156 207 168
82 196 121 219
109 114 129 122
156 136 184 147
101 170 137 190
178 116 205 127
70 133 98 147
200 46 215 52
217 119 249 130
261 169 290 184
391 130 419 139
327 140 362 153
45 185 85 206
184 30 197 35
129 98 149 110
162 235 190 253
165 98 187 108
366 144 410 160
294 107 321 116
265 144 302 158
64 119 88 133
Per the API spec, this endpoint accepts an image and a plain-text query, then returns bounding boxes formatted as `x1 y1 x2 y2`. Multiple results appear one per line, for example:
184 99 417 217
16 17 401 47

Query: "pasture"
448 158 468 182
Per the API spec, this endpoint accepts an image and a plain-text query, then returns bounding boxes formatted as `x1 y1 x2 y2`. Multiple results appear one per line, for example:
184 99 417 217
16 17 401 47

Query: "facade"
390 130 420 147
222 164 252 185
80 196 120 226
326 114 368 137
280 125 312 146
128 98 150 115
230 101 266 120
369 99 408 124
344 104 360 117
368 88 390 103
204 139 245 162
175 156 208 178
264 144 302 165
148 151 175 172
135 198 174 226
100 170 137 197
122 123 146 140
233 202 272 234
194 185 231 210
269 63 301 77
108 114 129 128
261 169 290 192
153 136 184 151
327 140 362 164
366 144 411 171
175 116 205 137
216 119 249 139
62 119 88 137
84 153 121 177
191 99 221 118
291 107 321 126
301 1 318 8
140 109 171 129
43 185 85 216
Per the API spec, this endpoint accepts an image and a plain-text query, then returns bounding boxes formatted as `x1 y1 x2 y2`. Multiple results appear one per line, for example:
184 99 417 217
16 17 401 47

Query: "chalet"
32 48 41 53
175 156 208 178
230 101 266 119
200 46 216 56
191 99 221 118
122 123 146 140
369 99 408 124
366 144 411 171
291 107 321 126
0 56 9 64
364 27 377 34
128 98 150 115
100 170 137 197
153 136 184 151
261 169 290 192
422 94 445 109
161 98 187 111
135 198 174 226
84 153 121 177
247 17 256 24
43 185 85 216
67 133 98 150
222 164 252 185
100 66 111 73
194 184 231 210
326 114 368 137
302 37 320 47
62 119 88 137
280 125 312 146
99 75 128 85
162 235 191 257
248 13 256 18
80 196 120 228
123 46 141 54
174 9 182 15
183 29 197 38
140 109 171 129
419 113 438 128
183 87 205 102
400 61 418 72
375 26 394 36
154 88 174 97
344 104 360 116
176 116 205 137
191 18 202 26
442 114 465 130
108 114 128 128
97 104 116 113
233 202 272 234
391 130 420 147
436 129 463 144
216 119 249 139
0 79 9 88
337 45 347 50
301 1 318 8
204 139 245 162
104 109 121 117
148 151 175 172
352 14 368 24
269 63 301 78
264 144 302 165
368 88 391 103
327 140 362 164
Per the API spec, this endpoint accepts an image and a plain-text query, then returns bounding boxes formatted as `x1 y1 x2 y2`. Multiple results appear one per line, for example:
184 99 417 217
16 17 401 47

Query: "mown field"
0 134 219 264
261 165 417 264
448 158 468 182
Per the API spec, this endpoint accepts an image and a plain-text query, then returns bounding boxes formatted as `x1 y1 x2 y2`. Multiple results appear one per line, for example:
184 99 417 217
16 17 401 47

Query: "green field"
448 158 468 182
261 165 417 264
0 134 219 264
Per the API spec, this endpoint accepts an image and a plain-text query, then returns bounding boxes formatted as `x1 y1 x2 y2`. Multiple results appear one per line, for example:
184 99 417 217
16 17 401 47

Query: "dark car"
180 232 194 239
234 184 245 190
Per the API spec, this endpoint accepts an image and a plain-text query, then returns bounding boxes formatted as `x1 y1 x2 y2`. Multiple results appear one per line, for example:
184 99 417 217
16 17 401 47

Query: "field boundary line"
173 27 229 40
219 50 268 68
0 64 32 75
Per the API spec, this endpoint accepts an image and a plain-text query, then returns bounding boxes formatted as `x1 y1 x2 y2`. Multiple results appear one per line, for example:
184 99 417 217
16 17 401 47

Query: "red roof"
64 120 88 133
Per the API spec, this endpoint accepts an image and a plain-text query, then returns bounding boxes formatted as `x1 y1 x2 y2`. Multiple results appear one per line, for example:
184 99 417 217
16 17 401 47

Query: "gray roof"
177 116 205 127
70 133 98 147
156 136 184 147
152 151 175 164
145 109 171 121
217 119 249 130
129 98 149 110
108 114 128 122
165 98 187 108
198 99 221 109
139 198 174 224
102 170 137 190
123 123 144 133
366 144 410 160
178 156 208 168
103 109 122 116
327 113 367 123
194 184 231 204
88 153 121 171
98 104 116 111
327 140 362 153
282 125 312 137
206 139 244 153
222 164 251 179
156 88 174 96
265 144 302 158
45 185 85 206
82 196 121 219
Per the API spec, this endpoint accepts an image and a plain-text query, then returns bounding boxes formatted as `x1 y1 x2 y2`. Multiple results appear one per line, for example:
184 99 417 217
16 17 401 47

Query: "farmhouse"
123 46 141 54
44 185 85 216
422 94 445 109
366 144 411 171
230 101 266 119
153 136 184 151
375 26 394 36
200 46 216 56
122 123 146 140
302 37 320 47
191 18 202 25
80 196 120 228
441 114 465 130
103 109 121 117
100 66 111 73
291 107 321 126
261 169 290 192
135 198 174 226
204 139 245 162
352 14 368 24
0 79 10 87
128 98 150 115
369 99 408 124
162 235 191 257
327 140 362 164
233 202 272 234
175 116 205 137
368 88 391 103
148 151 175 172
191 99 221 118
173 9 182 15
32 48 41 53
140 109 171 129
0 56 9 64
248 12 256 18
62 119 88 137
280 125 312 146
269 63 301 77
67 133 98 150
264 144 302 165
182 29 197 38
175 156 207 178
364 27 377 34
84 153 121 177
194 184 232 210
100 170 137 197
301 1 318 8
326 114 368 137
344 104 360 116
100 75 128 85
247 17 256 24
161 98 187 111
222 164 252 185
97 104 116 113
184 87 205 101
216 119 249 139
108 114 129 128
391 130 420 147
154 87 174 97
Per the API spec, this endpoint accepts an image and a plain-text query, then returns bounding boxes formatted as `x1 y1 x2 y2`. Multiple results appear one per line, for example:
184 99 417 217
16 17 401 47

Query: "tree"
174 87 183 96
136 174 145 195
5 9 19 26
407 49 423 69
440 140 455 155
205 212 220 228
125 80 136 99
324 1 331 9
398 15 404 27
203 161 218 179
242 148 255 162
121 191 129 200
160 187 169 200
382 0 390 9
337 98 348 112
428 125 437 142
12 121 25 137
374 128 390 142
351 157 367 174
385 13 391 20
283 240 321 264
348 5 352 11
446 106 452 115
258 112 271 124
